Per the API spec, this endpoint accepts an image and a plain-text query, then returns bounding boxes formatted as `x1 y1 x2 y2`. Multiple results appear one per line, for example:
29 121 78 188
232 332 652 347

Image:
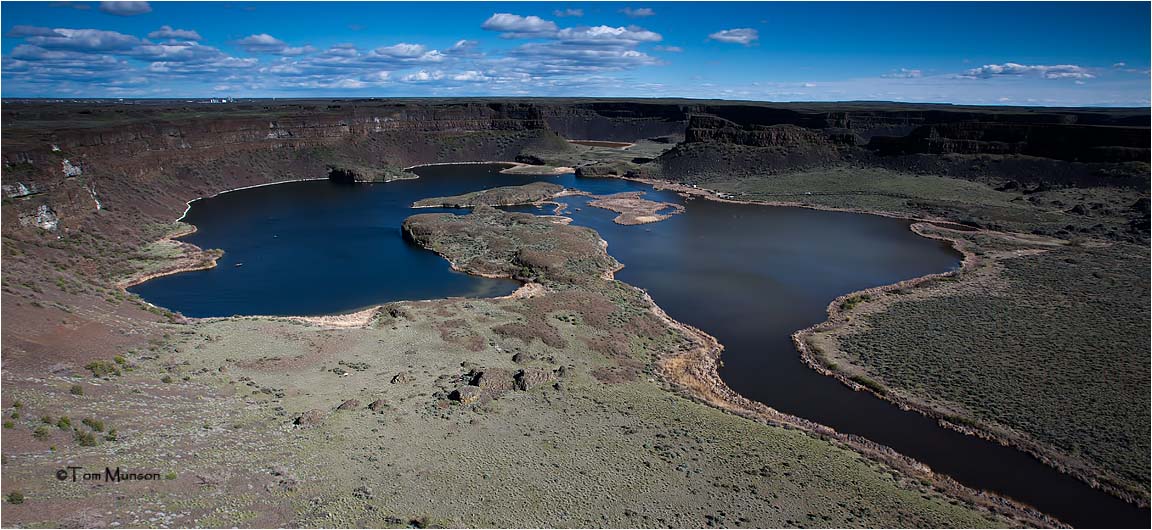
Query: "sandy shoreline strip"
404 160 575 175
177 177 329 222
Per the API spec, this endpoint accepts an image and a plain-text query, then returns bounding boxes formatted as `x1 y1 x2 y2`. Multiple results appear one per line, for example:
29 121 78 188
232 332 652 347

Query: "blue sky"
2 1 1149 105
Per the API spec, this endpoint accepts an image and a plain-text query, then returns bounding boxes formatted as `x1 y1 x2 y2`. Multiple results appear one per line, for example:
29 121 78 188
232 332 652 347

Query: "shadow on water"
131 164 1149 527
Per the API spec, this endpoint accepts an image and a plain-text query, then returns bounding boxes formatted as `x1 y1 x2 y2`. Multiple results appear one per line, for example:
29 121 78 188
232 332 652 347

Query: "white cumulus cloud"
961 62 1095 80
148 25 202 41
708 28 758 45
375 43 431 58
481 13 558 36
555 25 662 45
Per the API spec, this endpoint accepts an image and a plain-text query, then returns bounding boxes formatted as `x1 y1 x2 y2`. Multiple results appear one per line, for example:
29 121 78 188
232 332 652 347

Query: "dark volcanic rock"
470 368 517 393
685 115 832 148
449 386 483 404
515 154 545 165
514 368 556 391
293 409 326 427
336 399 361 411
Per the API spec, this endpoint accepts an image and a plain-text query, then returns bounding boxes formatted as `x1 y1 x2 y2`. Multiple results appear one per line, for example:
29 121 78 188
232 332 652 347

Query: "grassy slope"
833 238 1150 500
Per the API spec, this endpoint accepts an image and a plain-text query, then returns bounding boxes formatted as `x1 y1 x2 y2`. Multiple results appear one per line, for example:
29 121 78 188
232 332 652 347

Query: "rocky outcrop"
293 409 326 427
412 182 563 208
335 399 361 411
513 368 556 391
447 367 557 404
328 164 417 183
469 368 517 393
2 181 40 198
18 204 59 231
390 372 415 384
449 386 482 404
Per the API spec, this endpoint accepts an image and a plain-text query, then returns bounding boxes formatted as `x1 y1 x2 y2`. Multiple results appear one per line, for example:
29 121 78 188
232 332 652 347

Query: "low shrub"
74 430 98 447
81 418 104 432
840 294 871 312
84 360 121 378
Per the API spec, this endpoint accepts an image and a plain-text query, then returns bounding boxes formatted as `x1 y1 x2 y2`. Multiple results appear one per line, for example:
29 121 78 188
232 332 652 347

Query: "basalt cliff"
3 98 1148 248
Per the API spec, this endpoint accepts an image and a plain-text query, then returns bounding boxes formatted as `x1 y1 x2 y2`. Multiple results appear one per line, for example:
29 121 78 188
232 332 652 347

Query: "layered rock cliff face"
2 99 1148 248
867 122 1150 162
539 102 686 142
1 101 566 242
659 103 1149 187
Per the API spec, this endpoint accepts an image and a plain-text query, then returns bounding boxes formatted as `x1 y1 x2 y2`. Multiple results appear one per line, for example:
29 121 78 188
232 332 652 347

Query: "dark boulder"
293 409 326 427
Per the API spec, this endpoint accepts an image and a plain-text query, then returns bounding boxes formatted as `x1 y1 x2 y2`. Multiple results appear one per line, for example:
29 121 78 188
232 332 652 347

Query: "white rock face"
87 184 102 211
62 159 83 177
19 204 59 231
2 182 37 198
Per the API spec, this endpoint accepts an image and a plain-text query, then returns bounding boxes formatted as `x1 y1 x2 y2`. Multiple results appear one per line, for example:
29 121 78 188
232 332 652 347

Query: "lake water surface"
131 163 1148 528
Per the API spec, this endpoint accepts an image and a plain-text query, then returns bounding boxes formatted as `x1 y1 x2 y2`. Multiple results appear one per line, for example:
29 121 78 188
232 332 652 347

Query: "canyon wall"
661 103 1149 188
3 99 1148 246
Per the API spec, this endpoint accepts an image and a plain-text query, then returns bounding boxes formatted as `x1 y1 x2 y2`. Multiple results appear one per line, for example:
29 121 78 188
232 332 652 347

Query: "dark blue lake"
130 163 1147 528
132 164 664 317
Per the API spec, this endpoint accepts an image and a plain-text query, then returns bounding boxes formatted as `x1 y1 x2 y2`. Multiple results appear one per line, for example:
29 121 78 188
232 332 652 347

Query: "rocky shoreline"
793 223 1147 508
115 224 222 292
403 160 574 175
111 163 1121 524
629 175 1148 509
